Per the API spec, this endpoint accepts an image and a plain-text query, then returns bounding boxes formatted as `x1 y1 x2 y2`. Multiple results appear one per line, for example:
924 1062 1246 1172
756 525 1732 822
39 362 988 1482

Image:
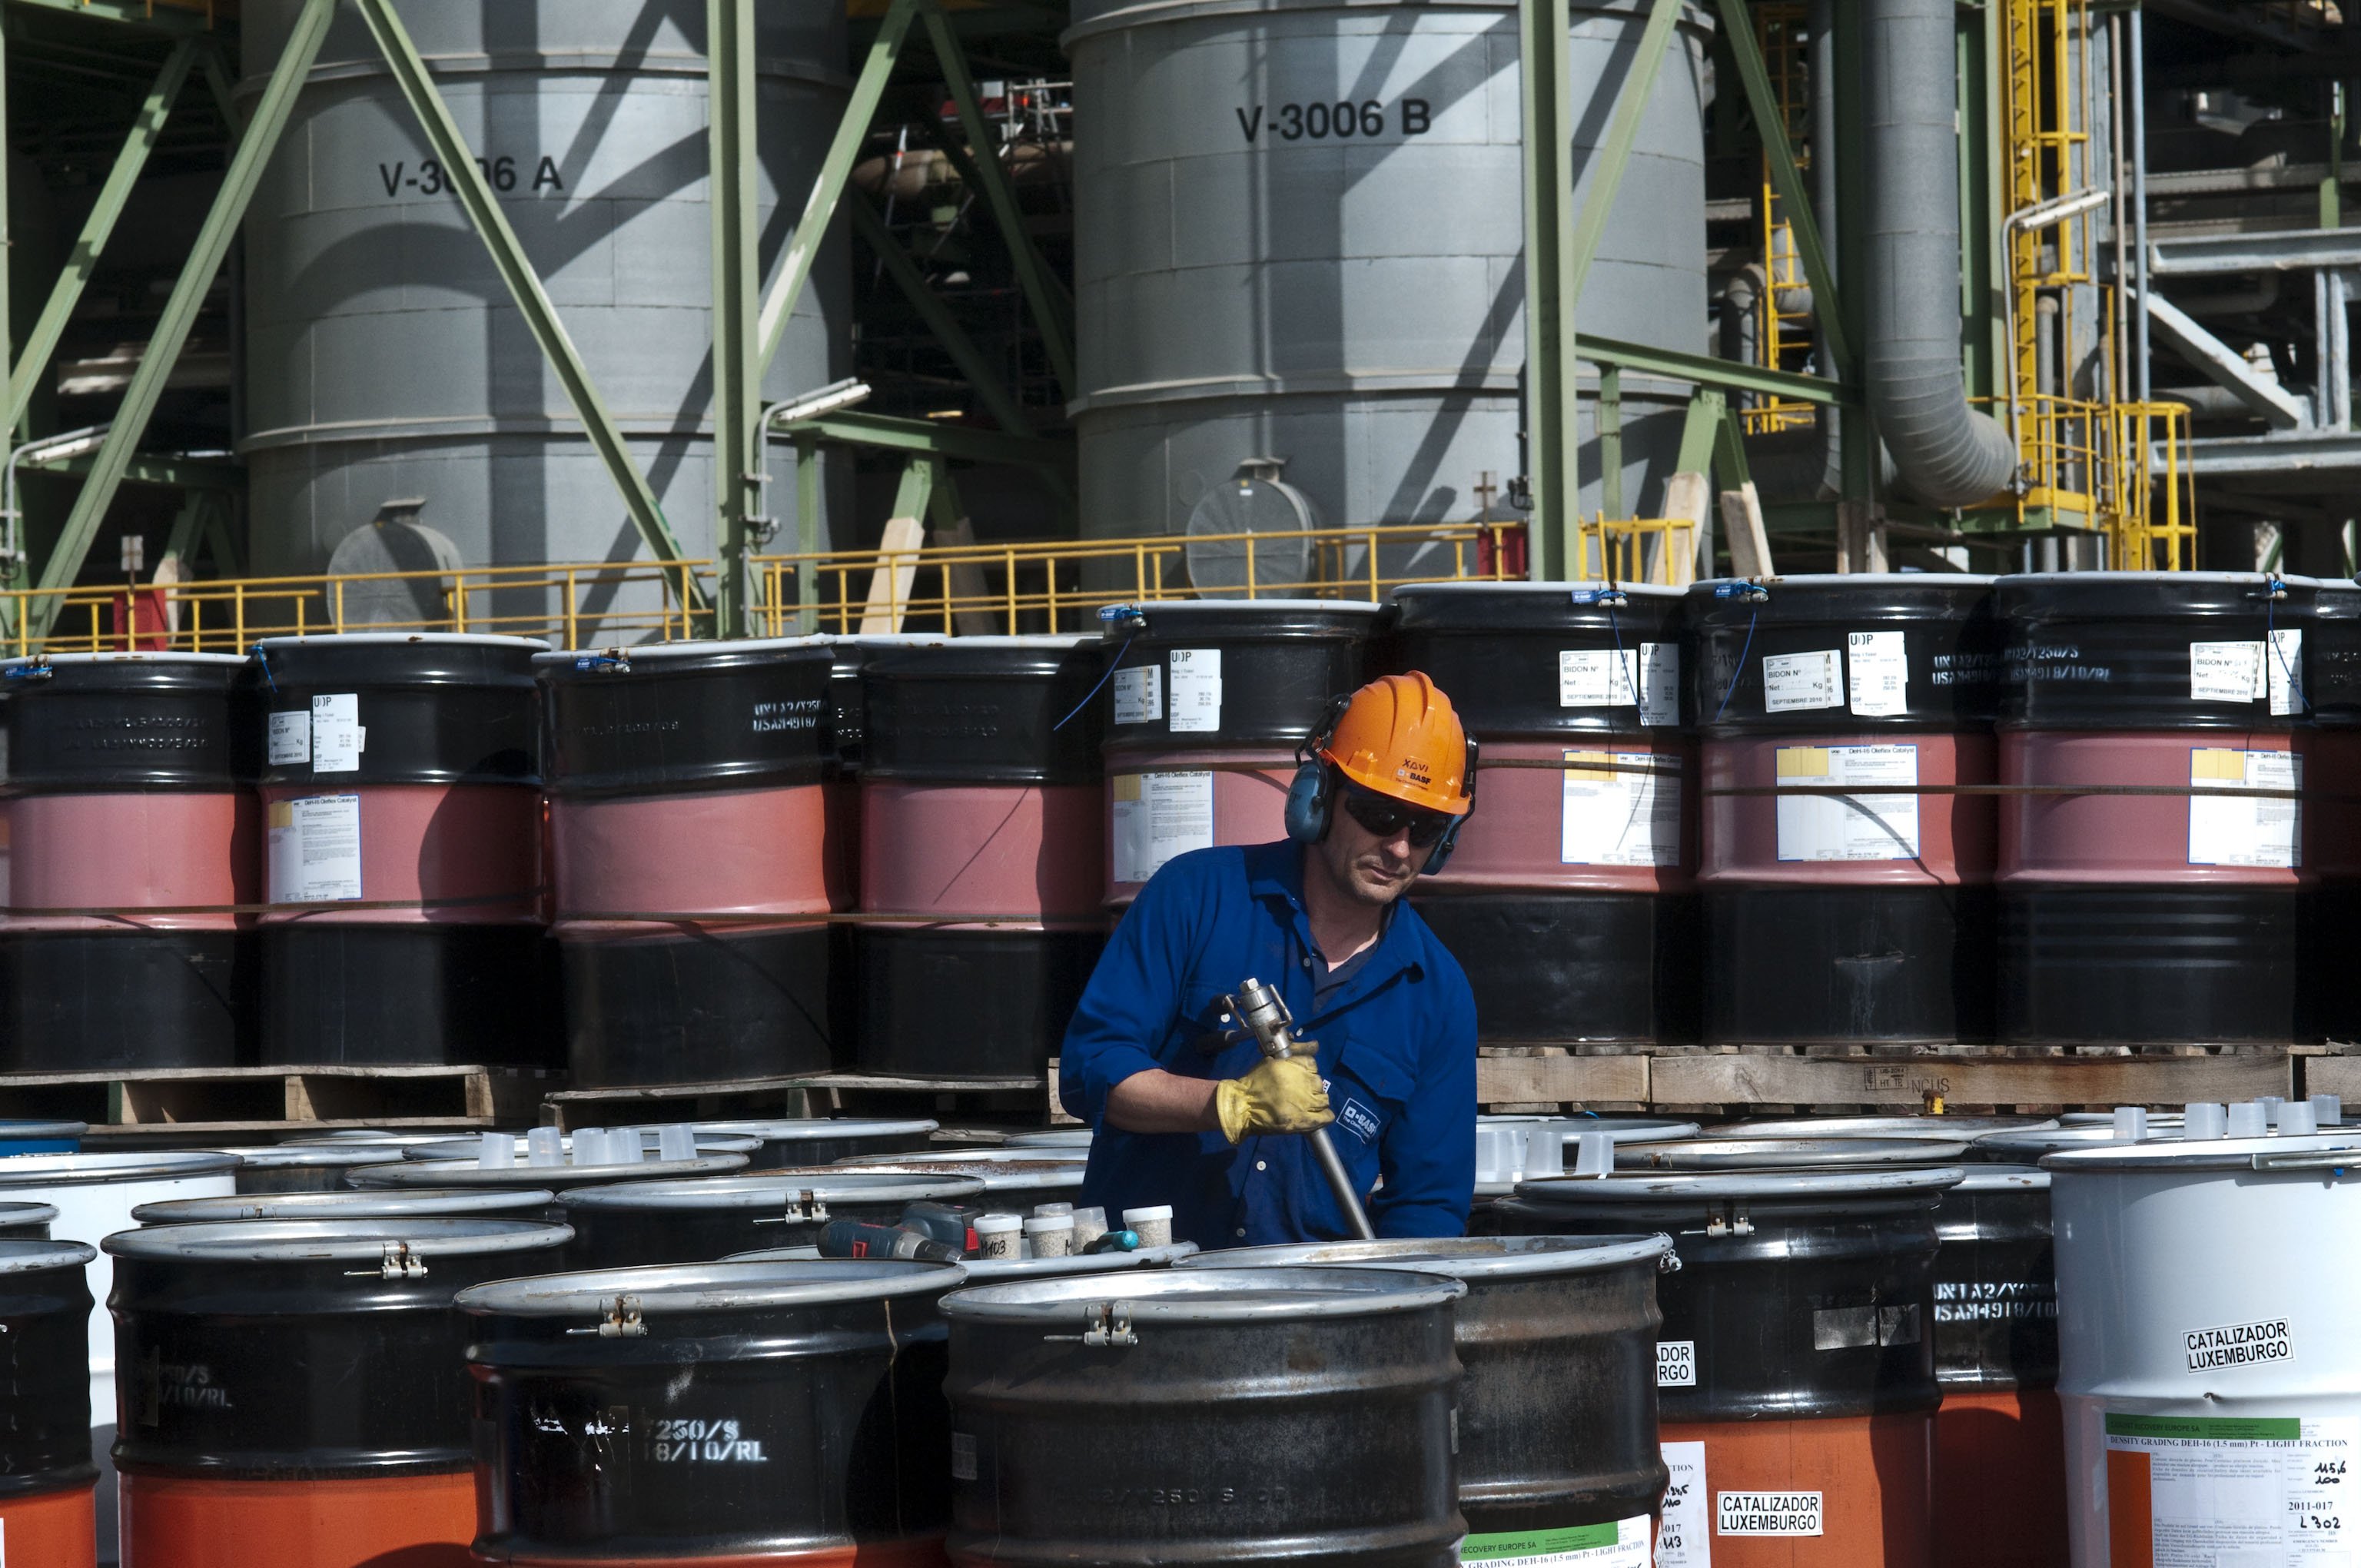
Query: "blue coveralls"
1058 840 1479 1248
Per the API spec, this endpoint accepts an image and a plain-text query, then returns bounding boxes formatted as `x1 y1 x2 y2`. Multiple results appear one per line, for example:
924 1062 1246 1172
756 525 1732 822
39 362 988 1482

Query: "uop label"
2185 1317 2293 1373
1717 1492 1821 1536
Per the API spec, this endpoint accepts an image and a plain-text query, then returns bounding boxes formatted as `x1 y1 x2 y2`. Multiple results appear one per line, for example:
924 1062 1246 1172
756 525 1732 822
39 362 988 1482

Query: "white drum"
2049 1133 2361 1567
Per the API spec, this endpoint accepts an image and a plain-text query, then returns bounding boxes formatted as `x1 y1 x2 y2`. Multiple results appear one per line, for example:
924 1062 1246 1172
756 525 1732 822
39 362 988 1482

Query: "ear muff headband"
1283 693 1353 846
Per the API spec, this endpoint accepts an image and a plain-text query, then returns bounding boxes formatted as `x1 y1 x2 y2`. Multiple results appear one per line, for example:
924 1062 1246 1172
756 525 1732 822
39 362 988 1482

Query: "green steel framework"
2 0 1076 640
7 0 1871 637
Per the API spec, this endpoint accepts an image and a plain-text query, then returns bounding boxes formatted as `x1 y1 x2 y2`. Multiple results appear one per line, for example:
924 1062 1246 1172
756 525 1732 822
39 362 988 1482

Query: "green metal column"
354 0 706 611
1519 0 1576 576
1958 1 2001 404
1559 0 1683 565
1598 366 1623 520
795 434 822 634
709 0 760 636
9 39 201 432
25 0 337 631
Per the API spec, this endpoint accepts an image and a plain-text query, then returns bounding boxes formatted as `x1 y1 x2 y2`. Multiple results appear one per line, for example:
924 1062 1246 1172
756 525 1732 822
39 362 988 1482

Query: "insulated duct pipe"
1862 0 2020 507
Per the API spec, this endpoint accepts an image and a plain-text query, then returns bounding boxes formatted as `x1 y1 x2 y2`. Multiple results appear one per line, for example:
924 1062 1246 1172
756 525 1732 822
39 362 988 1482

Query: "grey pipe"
1862 0 2020 506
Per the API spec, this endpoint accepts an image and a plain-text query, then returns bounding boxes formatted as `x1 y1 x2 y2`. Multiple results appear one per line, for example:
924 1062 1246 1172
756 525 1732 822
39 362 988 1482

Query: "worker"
1060 671 1479 1247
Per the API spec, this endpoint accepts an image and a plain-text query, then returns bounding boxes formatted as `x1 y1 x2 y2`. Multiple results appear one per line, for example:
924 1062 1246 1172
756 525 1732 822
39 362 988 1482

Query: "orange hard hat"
1318 673 1473 816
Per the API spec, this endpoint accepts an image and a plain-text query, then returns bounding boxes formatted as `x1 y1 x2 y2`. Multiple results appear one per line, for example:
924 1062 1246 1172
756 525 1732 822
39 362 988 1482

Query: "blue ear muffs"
1285 759 1333 845
1418 735 1479 876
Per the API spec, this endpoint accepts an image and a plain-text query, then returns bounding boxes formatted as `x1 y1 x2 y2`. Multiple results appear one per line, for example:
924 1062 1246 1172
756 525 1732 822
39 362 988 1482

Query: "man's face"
1315 783 1448 908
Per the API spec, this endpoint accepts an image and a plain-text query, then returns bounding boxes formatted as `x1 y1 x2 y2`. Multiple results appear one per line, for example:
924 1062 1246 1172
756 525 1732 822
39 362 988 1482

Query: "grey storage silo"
239 1 848 596
1064 0 1708 557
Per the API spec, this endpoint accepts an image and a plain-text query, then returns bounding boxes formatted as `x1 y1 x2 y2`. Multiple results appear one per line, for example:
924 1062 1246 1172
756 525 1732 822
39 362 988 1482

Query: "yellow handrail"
0 518 1533 653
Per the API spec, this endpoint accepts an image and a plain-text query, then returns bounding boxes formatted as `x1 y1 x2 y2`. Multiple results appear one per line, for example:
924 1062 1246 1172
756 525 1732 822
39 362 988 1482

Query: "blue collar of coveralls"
1241 841 1425 1019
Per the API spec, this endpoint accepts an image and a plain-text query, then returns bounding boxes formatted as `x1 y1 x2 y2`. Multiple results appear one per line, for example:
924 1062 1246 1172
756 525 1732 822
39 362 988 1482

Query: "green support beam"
24 0 330 635
1519 0 1577 575
353 0 704 611
759 0 920 378
1566 0 1685 302
848 198 1035 437
922 0 1078 404
1674 387 1727 477
1712 399 1755 491
775 408 1070 479
9 37 199 431
1556 0 1682 574
1581 333 1854 406
1599 365 1623 520
709 0 759 636
200 42 239 148
1715 0 1853 378
793 433 821 633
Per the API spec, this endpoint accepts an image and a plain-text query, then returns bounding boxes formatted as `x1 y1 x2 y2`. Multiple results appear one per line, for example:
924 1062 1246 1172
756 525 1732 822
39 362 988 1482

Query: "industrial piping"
1863 0 2021 507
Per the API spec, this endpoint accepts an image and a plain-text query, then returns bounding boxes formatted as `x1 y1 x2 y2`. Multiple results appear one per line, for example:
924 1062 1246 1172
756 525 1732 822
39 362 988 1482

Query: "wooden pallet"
0 1063 556 1134
1469 1043 2304 1115
545 1069 1047 1131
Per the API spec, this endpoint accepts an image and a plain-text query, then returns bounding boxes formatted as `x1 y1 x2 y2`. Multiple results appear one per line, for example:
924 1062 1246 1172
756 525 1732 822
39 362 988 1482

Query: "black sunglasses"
1340 784 1453 848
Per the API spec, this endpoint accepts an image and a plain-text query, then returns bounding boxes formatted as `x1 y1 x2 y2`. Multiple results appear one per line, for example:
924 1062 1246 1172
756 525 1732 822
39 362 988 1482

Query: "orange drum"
120 1470 474 1567
0 1480 98 1568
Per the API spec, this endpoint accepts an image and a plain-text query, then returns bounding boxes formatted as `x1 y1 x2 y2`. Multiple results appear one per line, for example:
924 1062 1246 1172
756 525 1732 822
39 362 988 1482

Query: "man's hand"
1214 1047 1333 1144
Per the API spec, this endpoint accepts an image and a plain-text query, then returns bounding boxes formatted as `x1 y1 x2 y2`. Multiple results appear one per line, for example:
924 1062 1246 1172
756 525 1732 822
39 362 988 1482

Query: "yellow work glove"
1214 1048 1333 1144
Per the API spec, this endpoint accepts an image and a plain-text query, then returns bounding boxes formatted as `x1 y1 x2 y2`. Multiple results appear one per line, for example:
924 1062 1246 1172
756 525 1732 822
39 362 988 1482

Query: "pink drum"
0 653 254 1068
251 635 551 1067
1384 582 1698 1045
540 638 838 1088
856 638 1107 1078
1996 573 2316 1045
1689 576 2003 1046
1096 600 1384 905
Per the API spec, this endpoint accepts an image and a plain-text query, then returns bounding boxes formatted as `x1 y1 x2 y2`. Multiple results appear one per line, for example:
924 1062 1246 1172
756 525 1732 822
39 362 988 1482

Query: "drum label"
1715 1491 1821 1536
1114 664 1162 725
1459 1515 1652 1564
2183 1317 2293 1373
267 709 310 766
1561 752 1682 868
1558 643 1679 726
1167 649 1222 733
2104 1412 2356 1565
2187 749 2301 869
1111 771 1214 884
1762 649 1842 712
1846 630 1908 716
1656 1340 1696 1387
310 693 364 772
1773 742 1921 861
267 794 363 903
2190 634 2303 713
1656 1443 1711 1567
